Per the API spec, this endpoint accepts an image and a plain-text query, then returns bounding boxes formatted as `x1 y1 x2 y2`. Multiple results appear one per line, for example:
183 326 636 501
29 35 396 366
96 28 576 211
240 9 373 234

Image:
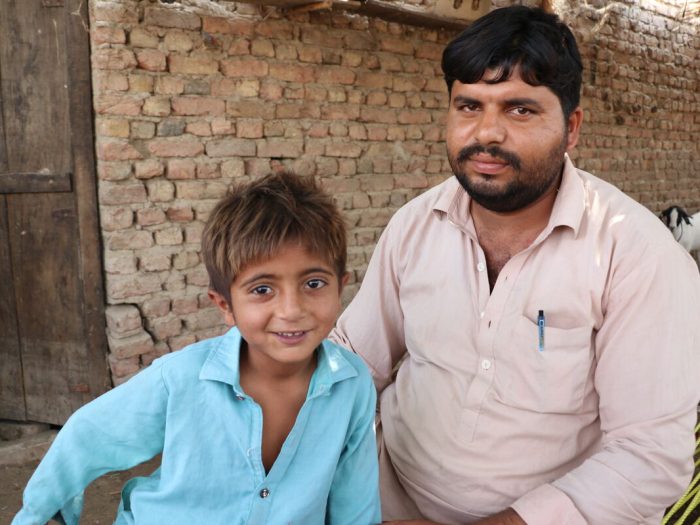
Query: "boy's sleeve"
12 358 170 525
325 372 381 525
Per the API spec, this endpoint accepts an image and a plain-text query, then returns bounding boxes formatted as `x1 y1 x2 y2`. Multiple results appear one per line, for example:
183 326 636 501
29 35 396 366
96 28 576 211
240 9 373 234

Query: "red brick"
237 119 264 138
398 109 432 124
130 28 159 48
93 49 137 71
93 3 138 24
360 107 398 124
206 138 256 157
326 143 362 158
140 252 173 272
176 181 229 200
146 180 175 202
172 97 225 116
203 16 255 36
136 208 166 226
416 42 443 61
163 31 193 52
228 38 251 56
144 7 201 30
166 206 195 222
257 140 304 158
97 140 143 161
316 67 355 85
95 95 143 116
380 36 414 55
251 39 275 58
101 206 134 231
167 159 196 180
254 20 294 39
276 103 320 119
92 27 126 45
394 76 427 93
186 121 212 137
100 182 147 205
267 63 315 83
134 159 164 179
168 55 219 75
227 100 274 119
108 230 154 250
155 76 185 95
196 162 220 179
356 72 393 89
148 138 204 158
136 49 166 72
155 227 183 246
221 58 268 77
173 251 201 270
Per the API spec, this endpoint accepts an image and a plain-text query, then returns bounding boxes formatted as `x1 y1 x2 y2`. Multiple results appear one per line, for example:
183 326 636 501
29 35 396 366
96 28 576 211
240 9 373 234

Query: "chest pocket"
497 315 593 414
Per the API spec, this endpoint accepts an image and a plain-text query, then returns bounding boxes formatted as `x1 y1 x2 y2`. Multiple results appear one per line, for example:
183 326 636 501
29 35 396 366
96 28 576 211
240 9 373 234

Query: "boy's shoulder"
150 332 229 380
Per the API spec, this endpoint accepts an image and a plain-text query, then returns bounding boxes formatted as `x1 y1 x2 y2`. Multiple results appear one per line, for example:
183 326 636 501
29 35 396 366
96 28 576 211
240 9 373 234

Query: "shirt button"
481 359 492 370
236 395 244 400
260 488 270 498
480 311 485 319
477 262 485 272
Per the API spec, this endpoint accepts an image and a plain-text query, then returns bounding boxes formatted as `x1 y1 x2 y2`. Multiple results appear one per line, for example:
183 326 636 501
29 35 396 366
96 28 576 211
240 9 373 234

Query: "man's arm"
12 360 169 525
385 508 526 524
512 245 700 524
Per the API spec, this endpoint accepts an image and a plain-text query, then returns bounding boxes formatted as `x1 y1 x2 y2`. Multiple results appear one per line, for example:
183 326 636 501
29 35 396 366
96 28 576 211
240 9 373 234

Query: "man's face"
446 69 582 213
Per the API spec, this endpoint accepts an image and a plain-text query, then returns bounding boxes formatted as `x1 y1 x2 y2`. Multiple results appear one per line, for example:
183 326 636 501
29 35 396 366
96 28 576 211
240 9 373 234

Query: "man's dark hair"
442 6 583 118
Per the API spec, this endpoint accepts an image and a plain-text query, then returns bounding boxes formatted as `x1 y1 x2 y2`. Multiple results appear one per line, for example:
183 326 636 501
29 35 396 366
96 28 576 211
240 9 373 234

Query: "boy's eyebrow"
239 268 335 287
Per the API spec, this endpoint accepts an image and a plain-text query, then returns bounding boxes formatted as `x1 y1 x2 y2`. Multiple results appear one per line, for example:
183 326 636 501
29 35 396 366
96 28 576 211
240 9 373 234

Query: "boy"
13 172 381 525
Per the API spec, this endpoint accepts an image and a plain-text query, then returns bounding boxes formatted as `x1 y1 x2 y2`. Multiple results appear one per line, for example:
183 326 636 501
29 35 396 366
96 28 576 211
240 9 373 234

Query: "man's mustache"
456 144 522 171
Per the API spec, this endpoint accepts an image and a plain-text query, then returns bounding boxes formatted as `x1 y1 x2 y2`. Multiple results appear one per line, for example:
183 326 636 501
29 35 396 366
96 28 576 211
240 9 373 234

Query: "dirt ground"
0 457 160 524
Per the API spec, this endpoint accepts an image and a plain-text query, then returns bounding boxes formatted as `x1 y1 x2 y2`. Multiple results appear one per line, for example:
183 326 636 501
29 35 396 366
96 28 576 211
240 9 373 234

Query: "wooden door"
0 0 110 425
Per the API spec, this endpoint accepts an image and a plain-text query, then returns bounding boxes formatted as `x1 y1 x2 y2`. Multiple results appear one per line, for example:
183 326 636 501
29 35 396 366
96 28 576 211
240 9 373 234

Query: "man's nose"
474 109 506 145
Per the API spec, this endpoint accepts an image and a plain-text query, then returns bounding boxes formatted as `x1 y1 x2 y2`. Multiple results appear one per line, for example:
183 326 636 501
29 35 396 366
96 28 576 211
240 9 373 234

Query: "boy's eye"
251 285 273 295
305 278 327 290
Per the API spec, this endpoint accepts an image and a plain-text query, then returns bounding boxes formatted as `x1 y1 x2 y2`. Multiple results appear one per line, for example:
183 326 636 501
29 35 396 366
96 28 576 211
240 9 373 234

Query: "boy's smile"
210 242 347 377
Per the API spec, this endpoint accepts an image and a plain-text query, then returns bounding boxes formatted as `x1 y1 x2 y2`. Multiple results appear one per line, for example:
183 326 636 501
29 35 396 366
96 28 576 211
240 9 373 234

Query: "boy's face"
209 242 348 374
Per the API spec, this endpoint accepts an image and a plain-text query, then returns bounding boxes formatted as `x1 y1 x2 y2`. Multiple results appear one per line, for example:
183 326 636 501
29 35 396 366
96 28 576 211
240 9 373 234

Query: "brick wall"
90 0 699 383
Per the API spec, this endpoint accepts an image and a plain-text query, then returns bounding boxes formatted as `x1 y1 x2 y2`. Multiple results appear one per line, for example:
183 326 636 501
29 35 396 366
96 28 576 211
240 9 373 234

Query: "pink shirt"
332 158 700 524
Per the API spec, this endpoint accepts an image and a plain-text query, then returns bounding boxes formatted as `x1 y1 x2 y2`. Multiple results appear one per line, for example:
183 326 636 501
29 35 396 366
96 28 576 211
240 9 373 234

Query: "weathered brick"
221 159 245 178
325 143 362 158
108 230 154 250
136 208 166 226
99 162 132 182
108 330 154 359
186 121 212 137
157 119 185 137
169 333 196 352
146 180 175 202
142 97 171 117
175 181 228 200
97 118 130 138
146 315 182 340
142 297 171 318
398 109 432 124
211 118 235 136
134 159 164 179
93 71 129 92
108 355 140 380
93 26 126 45
184 307 223 331
107 273 162 301
268 63 315 83
140 251 172 272
144 7 201 30
93 48 137 71
104 251 138 275
251 39 275 58
196 163 220 179
356 72 393 89
129 28 159 48
172 97 225 116
97 140 143 161
173 251 201 270
155 76 185 95
172 296 199 315
360 107 397 124
316 67 355 85
204 17 255 36
141 342 171 366
95 95 143 116
236 119 264 138
206 138 256 157
184 223 204 244
257 140 304 158
128 74 154 93
168 55 219 75
211 78 260 97
136 49 166 72
105 305 142 334
254 20 294 39
227 100 274 118
275 103 320 119
321 104 360 121
163 31 194 52
155 226 183 246
221 58 268 77
148 137 204 157
166 159 195 180
93 3 138 24
101 206 134 231
166 205 195 222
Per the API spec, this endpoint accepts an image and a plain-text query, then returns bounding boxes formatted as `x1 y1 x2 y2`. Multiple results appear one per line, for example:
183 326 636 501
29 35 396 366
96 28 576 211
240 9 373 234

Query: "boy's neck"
239 342 318 385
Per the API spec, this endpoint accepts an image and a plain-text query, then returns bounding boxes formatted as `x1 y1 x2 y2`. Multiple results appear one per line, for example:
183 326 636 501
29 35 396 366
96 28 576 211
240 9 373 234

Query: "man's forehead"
450 72 558 103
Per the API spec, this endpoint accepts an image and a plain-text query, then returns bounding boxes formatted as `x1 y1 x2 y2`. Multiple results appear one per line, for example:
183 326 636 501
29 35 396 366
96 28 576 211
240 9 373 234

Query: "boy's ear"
208 290 236 327
339 272 350 292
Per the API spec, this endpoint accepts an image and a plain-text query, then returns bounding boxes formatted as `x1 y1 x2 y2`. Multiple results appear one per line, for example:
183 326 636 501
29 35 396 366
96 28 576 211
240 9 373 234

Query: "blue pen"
537 310 545 352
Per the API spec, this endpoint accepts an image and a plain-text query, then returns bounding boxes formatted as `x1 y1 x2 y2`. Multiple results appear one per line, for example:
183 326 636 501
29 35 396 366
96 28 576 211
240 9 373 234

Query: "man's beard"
448 137 568 213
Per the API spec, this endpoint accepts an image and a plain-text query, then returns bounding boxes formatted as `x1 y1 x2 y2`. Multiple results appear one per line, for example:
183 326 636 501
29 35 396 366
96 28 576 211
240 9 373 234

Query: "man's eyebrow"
452 95 480 106
505 98 545 111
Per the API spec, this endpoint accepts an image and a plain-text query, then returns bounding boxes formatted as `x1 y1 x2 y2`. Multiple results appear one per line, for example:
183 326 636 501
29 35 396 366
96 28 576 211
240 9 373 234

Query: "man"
332 6 700 524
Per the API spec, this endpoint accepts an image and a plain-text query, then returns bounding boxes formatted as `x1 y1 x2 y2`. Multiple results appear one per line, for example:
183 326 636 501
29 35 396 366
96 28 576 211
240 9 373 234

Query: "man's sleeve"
512 245 700 524
12 359 170 525
326 372 381 525
331 218 407 392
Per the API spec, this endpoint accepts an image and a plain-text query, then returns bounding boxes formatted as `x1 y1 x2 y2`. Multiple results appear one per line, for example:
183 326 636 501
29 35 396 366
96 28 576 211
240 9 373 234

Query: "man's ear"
565 107 584 151
208 289 236 327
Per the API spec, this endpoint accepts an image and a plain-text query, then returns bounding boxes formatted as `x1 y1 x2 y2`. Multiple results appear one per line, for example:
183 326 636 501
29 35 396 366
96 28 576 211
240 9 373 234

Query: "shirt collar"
198 327 357 398
433 154 585 237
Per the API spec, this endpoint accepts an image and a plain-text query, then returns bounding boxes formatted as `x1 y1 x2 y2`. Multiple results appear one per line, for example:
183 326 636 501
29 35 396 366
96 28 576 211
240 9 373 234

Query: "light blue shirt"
13 328 380 525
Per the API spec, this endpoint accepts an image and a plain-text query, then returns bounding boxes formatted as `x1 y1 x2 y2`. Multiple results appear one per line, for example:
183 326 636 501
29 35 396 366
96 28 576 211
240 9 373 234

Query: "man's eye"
306 279 327 290
511 107 533 116
460 103 479 112
251 285 272 295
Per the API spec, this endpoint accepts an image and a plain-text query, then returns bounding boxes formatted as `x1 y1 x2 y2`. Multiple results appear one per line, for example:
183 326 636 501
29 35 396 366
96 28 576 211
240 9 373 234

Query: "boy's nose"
278 291 304 320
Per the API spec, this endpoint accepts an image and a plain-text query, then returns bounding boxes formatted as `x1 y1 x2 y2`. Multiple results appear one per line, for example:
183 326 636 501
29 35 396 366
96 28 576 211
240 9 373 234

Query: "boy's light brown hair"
202 171 347 305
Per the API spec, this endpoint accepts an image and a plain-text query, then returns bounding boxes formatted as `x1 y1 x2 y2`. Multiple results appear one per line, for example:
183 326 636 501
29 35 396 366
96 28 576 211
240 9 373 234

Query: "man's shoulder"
385 176 458 233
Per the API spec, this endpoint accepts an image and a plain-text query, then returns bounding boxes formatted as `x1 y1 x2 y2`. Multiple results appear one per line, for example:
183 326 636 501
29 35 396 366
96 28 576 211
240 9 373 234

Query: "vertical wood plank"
0 196 26 420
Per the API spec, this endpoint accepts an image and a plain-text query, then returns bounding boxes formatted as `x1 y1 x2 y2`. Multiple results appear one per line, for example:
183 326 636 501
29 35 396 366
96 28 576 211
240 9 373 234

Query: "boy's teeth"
279 331 303 336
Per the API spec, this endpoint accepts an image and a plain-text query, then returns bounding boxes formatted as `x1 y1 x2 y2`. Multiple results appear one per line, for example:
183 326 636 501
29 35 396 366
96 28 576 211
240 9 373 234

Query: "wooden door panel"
0 196 25 420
